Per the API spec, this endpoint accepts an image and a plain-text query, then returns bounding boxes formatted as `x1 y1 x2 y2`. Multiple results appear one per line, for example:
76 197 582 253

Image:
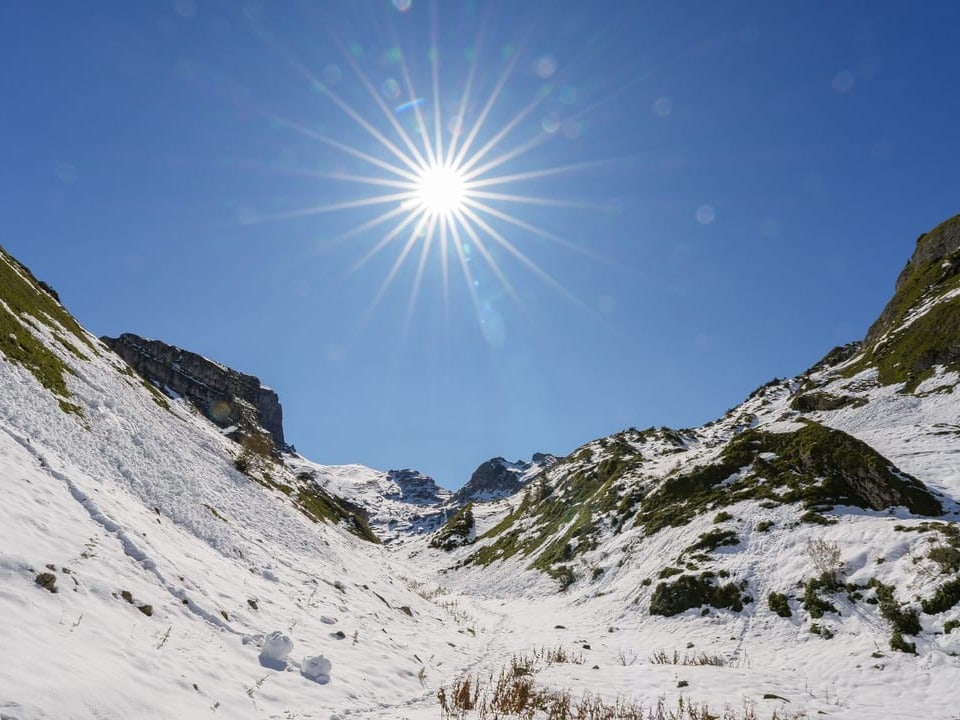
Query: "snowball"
259 630 293 668
301 654 332 683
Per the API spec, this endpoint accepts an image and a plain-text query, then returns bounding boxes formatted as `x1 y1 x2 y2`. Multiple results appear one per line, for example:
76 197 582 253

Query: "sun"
414 163 468 218
244 12 611 330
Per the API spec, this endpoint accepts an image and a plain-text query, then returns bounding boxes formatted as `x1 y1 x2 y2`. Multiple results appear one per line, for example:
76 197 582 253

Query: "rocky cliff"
102 333 285 448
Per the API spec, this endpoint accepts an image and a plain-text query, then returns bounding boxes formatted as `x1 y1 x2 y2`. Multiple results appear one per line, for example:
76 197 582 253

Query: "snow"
3 256 960 718
301 654 332 683
259 630 295 669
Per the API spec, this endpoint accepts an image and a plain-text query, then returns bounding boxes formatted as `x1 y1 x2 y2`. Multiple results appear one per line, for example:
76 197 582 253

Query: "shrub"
928 545 960 574
890 630 917 655
768 591 792 617
921 577 960 615
810 623 834 639
802 581 837 619
871 580 922 650
801 511 836 525
807 539 843 589
687 528 739 554
650 574 748 616
756 520 774 532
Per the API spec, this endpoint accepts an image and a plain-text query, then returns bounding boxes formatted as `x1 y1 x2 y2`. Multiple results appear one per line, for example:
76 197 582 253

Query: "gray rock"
102 333 285 449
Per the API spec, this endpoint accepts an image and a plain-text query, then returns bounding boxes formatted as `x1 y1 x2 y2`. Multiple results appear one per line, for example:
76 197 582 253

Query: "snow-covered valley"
3 215 960 719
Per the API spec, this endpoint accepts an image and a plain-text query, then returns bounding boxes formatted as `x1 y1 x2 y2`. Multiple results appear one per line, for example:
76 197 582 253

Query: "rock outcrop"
452 453 557 505
864 213 960 348
102 333 285 448
383 469 451 506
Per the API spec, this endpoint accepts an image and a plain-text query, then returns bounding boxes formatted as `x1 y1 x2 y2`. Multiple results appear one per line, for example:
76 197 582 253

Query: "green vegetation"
943 619 960 634
232 431 379 544
790 392 867 412
469 433 646 587
801 580 837 619
809 623 834 639
649 573 750 616
295 484 380 544
865 579 921 653
927 545 960 574
431 503 475 551
636 420 940 535
768 591 792 618
847 214 960 391
889 630 917 655
756 520 774 532
471 419 940 591
684 528 739 554
920 577 960 615
0 247 98 416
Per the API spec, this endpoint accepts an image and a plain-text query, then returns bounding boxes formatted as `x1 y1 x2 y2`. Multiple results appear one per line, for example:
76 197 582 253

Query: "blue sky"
2 1 959 488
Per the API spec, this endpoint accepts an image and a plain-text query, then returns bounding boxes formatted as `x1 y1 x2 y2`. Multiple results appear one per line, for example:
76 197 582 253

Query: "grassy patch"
0 247 98 414
469 434 645 587
685 528 739 554
927 545 960 574
296 484 380 544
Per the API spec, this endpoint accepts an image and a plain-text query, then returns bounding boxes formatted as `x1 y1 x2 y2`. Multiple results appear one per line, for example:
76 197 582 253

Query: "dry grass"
649 649 728 667
438 651 804 720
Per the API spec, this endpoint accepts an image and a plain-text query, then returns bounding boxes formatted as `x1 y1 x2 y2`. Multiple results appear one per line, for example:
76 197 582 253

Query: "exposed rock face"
865 213 960 348
453 453 557 505
383 469 450 506
102 333 285 448
895 214 960 292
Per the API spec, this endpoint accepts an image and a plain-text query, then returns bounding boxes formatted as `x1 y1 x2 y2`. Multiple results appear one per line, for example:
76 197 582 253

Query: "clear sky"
2 1 959 489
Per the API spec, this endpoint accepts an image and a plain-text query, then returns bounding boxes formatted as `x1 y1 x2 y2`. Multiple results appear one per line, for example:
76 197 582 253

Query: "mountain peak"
452 453 557 505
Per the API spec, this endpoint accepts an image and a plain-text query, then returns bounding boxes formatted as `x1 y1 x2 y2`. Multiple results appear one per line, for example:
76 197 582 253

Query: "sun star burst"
243 11 614 336
413 163 468 218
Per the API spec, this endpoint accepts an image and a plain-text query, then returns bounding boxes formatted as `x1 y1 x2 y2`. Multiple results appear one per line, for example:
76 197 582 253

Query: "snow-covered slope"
4 214 960 720
285 456 453 543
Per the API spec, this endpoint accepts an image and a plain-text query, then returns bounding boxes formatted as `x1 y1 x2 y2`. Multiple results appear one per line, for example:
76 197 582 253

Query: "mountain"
3 214 960 719
102 332 287 450
452 453 557 505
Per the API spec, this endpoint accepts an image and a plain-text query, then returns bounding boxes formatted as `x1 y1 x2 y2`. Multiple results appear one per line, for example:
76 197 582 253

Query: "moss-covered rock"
636 421 941 533
790 392 867 412
848 213 960 391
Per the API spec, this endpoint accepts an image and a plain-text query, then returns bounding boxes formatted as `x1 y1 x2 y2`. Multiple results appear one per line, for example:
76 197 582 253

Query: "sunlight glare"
414 164 467 218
